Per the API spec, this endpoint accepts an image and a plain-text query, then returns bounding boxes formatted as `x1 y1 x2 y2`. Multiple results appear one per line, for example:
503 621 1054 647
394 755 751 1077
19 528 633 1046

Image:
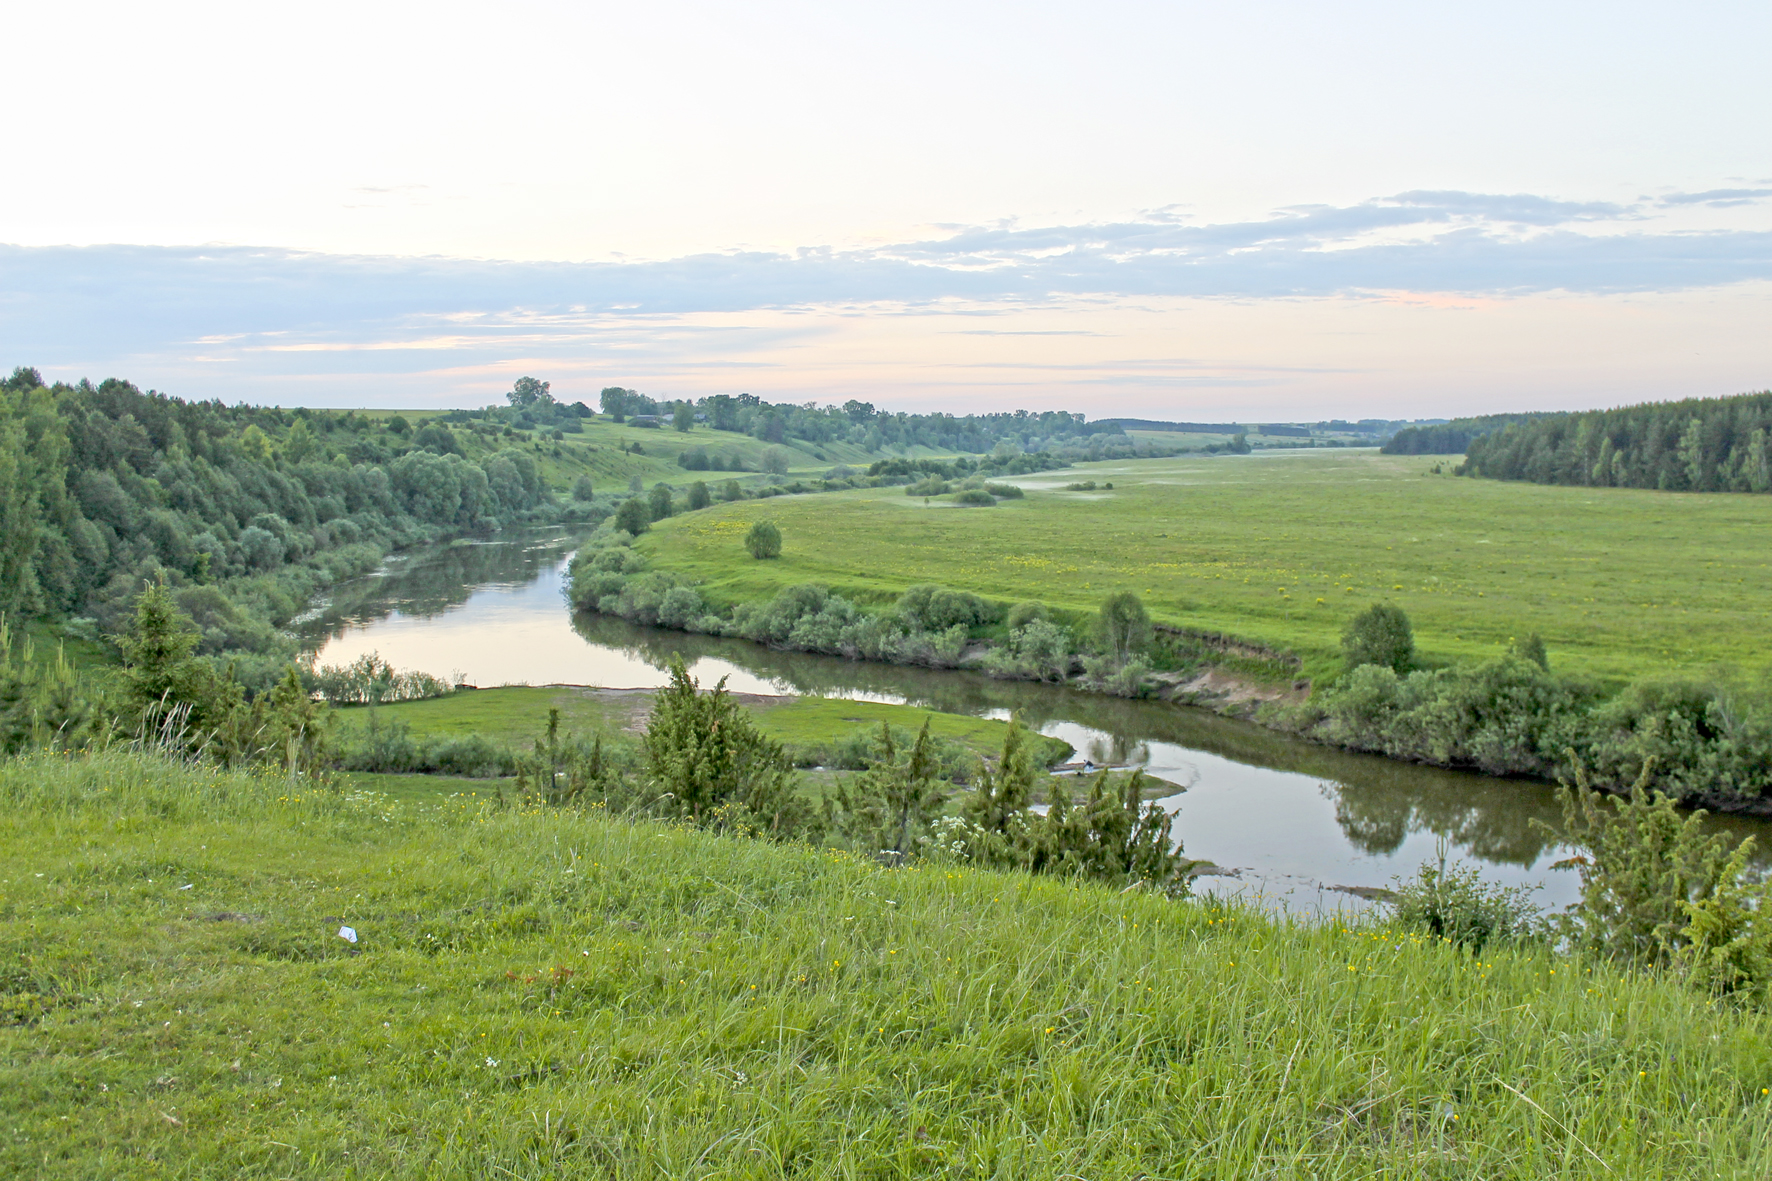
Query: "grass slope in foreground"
639 449 1772 685
5 753 1772 1178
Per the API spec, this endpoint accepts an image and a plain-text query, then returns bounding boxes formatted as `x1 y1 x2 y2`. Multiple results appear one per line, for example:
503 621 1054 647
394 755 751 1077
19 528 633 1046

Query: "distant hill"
1103 418 1246 433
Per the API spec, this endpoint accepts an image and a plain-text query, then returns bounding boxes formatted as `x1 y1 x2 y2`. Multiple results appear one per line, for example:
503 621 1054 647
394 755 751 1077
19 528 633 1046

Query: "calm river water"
301 528 1771 912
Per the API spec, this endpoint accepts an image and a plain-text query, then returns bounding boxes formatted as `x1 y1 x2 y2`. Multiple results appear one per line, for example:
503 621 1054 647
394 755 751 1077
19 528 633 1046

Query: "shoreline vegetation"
566 455 1772 818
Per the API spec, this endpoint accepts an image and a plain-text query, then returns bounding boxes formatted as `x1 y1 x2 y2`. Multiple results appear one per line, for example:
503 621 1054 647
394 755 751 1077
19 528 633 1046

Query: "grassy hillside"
4 752 1771 1177
634 450 1772 685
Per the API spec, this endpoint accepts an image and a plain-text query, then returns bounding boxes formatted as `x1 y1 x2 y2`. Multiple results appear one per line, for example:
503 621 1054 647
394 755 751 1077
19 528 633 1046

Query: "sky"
3 0 1770 419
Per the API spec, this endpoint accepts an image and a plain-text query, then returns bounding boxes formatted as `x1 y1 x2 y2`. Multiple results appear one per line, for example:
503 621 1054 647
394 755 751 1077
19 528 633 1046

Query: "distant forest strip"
1451 391 1772 493
1381 413 1547 455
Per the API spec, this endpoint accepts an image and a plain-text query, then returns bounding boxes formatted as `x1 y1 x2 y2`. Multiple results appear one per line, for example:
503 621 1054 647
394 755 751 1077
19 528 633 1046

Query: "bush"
571 475 595 501
721 479 743 502
982 482 1024 498
1096 591 1152 662
897 585 992 631
687 481 711 510
1555 763 1772 997
1388 847 1542 952
613 496 651 535
745 520 782 559
952 488 996 506
1006 601 1049 630
1343 602 1414 673
648 483 675 521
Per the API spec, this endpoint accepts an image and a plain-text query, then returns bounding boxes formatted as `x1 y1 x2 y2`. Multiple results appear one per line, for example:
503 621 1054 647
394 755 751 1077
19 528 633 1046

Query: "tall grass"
3 750 1771 1177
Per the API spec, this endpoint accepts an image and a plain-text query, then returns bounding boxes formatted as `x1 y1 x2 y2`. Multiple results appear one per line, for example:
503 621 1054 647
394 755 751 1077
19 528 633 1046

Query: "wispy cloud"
3 188 1769 405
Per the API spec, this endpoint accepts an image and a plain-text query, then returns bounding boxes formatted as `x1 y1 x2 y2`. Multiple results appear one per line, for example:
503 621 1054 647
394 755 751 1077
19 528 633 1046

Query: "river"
300 527 1771 913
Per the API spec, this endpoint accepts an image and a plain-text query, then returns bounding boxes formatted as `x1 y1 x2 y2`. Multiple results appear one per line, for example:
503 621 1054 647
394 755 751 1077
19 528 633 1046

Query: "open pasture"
640 450 1772 685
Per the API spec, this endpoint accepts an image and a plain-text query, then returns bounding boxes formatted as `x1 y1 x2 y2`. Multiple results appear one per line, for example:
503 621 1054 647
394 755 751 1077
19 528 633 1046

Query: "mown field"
637 450 1772 685
6 751 1772 1178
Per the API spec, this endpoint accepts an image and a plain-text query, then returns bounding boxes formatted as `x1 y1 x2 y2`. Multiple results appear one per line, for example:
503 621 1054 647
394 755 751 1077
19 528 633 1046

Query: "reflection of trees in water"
300 529 594 650
1322 772 1562 866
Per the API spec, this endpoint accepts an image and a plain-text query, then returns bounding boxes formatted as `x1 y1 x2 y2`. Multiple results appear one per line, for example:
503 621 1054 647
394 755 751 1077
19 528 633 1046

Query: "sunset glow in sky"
4 0 1769 417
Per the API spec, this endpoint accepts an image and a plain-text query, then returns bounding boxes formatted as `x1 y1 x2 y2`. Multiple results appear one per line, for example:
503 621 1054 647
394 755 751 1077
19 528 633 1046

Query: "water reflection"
308 530 1772 910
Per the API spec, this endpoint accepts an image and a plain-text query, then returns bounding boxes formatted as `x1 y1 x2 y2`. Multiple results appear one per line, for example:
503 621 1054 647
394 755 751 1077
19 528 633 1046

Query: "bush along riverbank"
567 527 1772 816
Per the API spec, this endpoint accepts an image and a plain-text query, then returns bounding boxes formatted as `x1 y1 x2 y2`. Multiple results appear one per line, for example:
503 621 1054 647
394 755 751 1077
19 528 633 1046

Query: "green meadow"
7 750 1772 1178
637 450 1772 685
337 687 1063 764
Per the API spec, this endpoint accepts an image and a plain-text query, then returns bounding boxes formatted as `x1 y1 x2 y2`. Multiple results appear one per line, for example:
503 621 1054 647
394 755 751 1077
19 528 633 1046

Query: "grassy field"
338 687 1068 765
636 449 1772 686
393 410 956 501
6 750 1772 1178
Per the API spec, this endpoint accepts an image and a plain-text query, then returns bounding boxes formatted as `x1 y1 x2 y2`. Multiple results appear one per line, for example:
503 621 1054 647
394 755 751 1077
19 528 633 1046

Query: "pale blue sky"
4 1 1769 416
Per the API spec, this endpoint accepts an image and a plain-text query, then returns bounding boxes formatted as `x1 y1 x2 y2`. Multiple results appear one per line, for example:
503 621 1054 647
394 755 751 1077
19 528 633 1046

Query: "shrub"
643 658 808 835
1343 602 1414 673
571 475 596 501
952 488 996 506
1388 846 1542 952
613 496 651 535
687 481 711 510
745 520 782 559
897 585 991 631
648 483 675 521
1006 601 1049 630
1554 762 1772 997
720 479 743 502
1096 591 1152 662
983 482 1024 498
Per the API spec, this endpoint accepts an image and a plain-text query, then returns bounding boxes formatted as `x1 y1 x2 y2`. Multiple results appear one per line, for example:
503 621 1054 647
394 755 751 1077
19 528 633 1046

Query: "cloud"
1655 188 1772 208
4 187 1770 401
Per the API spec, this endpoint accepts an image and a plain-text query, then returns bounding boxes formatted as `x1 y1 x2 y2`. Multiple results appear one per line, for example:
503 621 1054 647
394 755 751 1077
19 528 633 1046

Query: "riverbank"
7 749 1770 1177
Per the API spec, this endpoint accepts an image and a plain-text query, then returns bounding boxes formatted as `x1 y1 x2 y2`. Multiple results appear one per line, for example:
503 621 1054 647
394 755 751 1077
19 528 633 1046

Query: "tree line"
1440 391 1772 492
0 367 568 686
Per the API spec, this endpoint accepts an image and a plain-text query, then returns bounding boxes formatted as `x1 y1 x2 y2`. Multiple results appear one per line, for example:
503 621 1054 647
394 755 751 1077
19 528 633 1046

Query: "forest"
1451 390 1772 491
1380 412 1546 455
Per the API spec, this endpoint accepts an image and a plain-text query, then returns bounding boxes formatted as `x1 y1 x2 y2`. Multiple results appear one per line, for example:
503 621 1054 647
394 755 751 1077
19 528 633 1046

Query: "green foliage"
642 658 807 834
1342 601 1414 673
1006 600 1048 630
827 719 947 856
1388 845 1542 952
1095 590 1152 663
115 578 203 714
506 376 552 407
672 403 694 432
1460 390 1772 493
514 706 620 807
761 446 791 476
687 480 711 510
952 488 996 506
1553 763 1772 992
897 584 991 631
744 519 782 559
613 496 651 535
571 474 596 501
311 651 453 705
647 482 674 521
720 479 742 502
